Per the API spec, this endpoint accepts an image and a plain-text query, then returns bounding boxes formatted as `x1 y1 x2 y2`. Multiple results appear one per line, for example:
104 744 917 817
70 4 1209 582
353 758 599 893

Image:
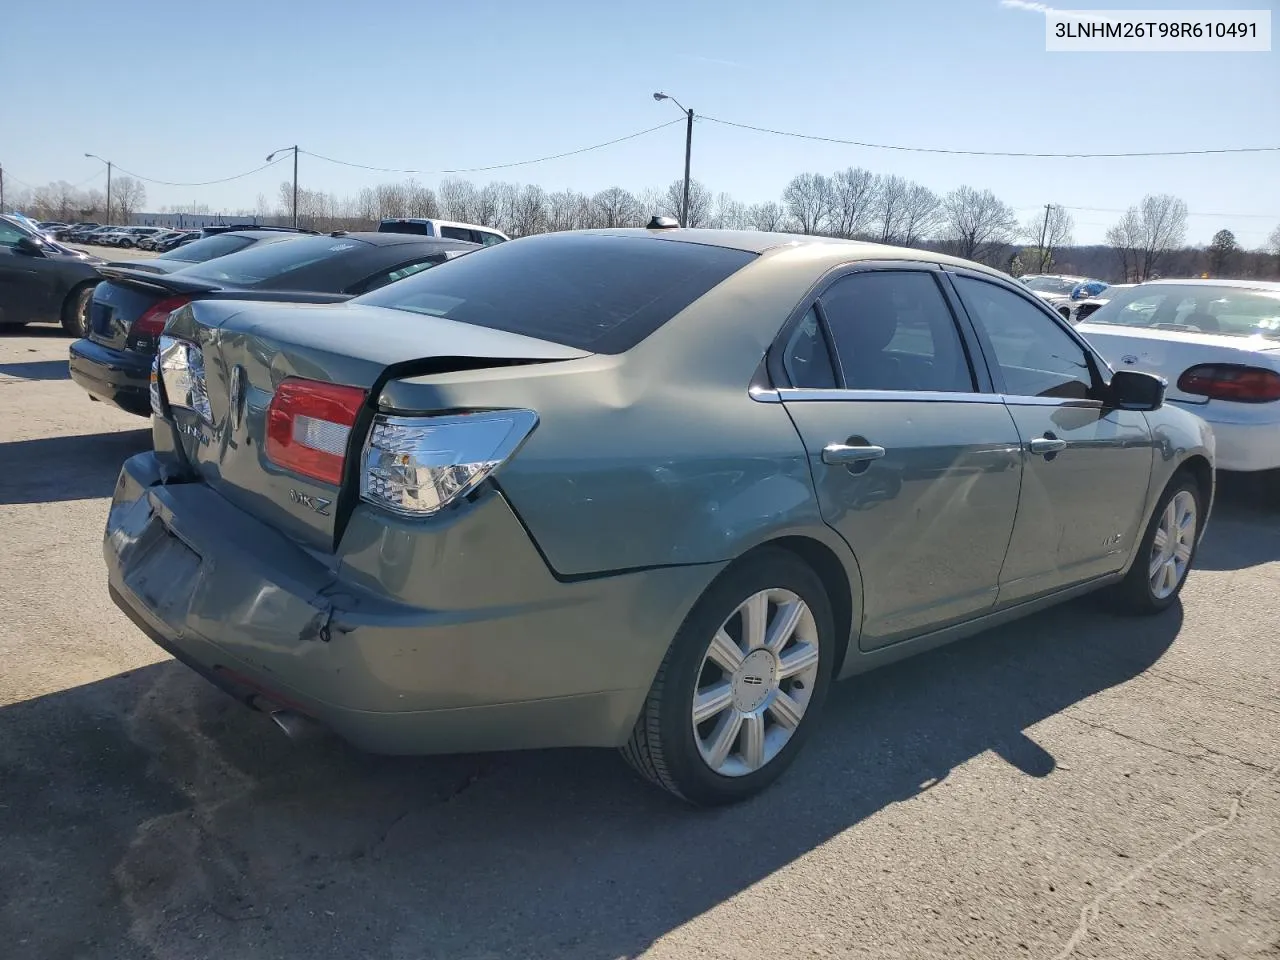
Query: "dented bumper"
105 452 719 754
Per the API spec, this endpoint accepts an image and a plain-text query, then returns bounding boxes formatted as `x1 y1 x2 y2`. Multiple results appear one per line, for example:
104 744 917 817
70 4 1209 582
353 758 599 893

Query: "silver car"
105 229 1214 805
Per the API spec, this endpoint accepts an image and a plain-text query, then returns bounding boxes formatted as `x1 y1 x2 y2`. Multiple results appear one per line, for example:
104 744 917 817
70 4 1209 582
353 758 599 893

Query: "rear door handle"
822 443 887 465
1028 436 1068 455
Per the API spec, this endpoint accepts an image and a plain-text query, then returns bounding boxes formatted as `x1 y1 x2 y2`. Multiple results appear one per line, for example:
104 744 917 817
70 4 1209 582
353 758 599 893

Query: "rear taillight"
361 410 538 517
265 378 368 485
133 295 193 338
1176 364 1280 403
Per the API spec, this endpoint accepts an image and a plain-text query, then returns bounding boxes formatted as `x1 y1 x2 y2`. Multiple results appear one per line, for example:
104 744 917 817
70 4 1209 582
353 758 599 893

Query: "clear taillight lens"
361 410 538 517
157 335 212 423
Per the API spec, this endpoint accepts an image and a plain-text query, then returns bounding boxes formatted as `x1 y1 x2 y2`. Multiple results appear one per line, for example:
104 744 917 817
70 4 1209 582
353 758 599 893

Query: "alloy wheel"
691 588 820 777
1149 489 1196 600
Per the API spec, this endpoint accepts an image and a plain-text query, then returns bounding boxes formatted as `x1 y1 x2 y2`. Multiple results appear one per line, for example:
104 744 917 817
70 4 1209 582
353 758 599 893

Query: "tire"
621 548 836 805
1109 471 1202 615
61 282 96 338
118 239 133 248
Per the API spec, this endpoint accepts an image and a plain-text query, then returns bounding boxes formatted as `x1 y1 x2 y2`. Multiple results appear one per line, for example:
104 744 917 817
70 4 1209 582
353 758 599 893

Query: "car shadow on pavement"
0 359 71 381
0 429 151 504
1194 472 1280 571
0 593 1182 960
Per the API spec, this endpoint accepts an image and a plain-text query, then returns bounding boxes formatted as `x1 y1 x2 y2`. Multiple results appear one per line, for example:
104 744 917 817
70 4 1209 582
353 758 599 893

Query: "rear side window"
439 226 475 242
354 233 756 353
178 236 365 287
157 234 254 263
820 271 976 392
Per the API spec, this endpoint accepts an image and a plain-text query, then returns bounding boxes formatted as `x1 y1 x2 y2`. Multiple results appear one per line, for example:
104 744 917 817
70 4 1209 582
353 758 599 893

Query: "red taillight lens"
265 378 368 485
1176 364 1280 403
133 295 193 337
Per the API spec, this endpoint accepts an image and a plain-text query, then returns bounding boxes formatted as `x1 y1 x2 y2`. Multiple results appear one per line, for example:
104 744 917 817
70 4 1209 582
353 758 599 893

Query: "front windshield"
1022 276 1079 294
1084 284 1280 339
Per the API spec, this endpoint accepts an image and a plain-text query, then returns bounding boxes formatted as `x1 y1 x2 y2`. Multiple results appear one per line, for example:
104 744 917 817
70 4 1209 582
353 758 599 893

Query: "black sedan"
109 229 304 277
69 232 477 416
0 215 106 335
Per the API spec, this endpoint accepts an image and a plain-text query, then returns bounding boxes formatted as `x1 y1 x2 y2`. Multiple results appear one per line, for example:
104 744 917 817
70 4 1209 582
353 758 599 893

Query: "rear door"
776 264 1024 650
948 270 1153 603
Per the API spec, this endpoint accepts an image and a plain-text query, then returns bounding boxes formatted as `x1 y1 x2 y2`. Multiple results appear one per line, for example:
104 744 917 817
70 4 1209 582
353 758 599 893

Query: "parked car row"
88 222 1225 806
1019 273 1109 320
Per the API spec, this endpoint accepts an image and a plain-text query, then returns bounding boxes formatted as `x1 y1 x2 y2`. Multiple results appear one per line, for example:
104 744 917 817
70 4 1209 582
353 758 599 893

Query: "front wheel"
621 549 836 805
61 283 96 337
1109 472 1202 615
118 239 134 248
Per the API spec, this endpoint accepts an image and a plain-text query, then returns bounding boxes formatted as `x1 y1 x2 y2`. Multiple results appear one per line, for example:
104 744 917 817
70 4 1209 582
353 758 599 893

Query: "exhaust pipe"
268 709 311 740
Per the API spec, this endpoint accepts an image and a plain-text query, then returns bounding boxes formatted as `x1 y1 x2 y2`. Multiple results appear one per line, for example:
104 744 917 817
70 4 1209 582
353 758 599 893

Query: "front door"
948 272 1154 604
0 220 53 325
777 267 1024 650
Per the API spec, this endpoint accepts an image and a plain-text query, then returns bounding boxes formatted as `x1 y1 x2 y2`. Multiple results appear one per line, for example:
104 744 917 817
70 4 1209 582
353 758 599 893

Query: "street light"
266 145 299 228
84 153 113 224
653 92 693 228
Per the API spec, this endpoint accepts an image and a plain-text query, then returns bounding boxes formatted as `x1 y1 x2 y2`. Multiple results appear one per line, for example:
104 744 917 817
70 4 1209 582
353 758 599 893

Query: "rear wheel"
1110 472 1202 615
118 238 134 248
61 282 96 337
621 549 835 805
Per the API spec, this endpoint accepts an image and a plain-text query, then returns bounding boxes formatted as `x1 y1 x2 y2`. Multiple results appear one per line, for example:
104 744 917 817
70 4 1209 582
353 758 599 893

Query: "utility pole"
85 154 113 223
266 146 300 228
653 93 694 227
0 163 5 212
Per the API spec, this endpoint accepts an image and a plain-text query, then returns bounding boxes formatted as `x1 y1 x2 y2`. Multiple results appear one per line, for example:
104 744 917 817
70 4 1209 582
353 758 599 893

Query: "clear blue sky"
3 0 1277 244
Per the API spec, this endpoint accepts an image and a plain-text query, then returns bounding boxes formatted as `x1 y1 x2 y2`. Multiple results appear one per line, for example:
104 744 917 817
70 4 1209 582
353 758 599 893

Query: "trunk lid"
1080 322 1280 405
158 299 590 552
88 268 222 352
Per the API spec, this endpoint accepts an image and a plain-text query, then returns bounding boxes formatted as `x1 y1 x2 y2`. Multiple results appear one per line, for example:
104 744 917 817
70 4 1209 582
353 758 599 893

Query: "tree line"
11 169 1280 282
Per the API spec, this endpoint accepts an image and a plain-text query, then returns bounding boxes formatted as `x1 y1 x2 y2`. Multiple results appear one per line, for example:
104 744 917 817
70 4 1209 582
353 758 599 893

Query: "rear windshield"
177 235 363 287
353 233 756 353
157 233 255 263
1085 284 1280 339
379 220 431 235
1023 276 1078 294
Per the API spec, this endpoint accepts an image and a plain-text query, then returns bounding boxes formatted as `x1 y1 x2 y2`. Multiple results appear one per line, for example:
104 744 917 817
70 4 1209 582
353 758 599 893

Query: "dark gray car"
0 215 104 335
105 228 1215 805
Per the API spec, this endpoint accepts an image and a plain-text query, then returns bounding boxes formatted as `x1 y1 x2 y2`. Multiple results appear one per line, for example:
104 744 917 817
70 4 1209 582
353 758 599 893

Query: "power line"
109 156 289 187
300 118 683 176
699 114 1280 159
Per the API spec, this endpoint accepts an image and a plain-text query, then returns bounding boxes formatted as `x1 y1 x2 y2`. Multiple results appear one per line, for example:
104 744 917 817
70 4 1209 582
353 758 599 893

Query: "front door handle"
822 442 887 465
1028 436 1068 456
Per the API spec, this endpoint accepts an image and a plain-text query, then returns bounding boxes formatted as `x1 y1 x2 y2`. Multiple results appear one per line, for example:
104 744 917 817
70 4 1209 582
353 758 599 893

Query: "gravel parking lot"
1 324 1278 960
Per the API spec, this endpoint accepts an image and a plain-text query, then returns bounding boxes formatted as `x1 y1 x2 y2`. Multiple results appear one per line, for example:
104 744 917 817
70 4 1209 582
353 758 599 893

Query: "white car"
1020 274 1094 320
1079 279 1280 472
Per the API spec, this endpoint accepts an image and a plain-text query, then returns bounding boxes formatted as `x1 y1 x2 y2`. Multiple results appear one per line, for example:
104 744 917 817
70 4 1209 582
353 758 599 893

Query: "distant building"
130 212 279 229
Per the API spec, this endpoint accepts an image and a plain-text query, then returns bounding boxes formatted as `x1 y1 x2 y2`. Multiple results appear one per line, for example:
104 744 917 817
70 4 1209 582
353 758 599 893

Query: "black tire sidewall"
61 284 94 337
655 550 836 805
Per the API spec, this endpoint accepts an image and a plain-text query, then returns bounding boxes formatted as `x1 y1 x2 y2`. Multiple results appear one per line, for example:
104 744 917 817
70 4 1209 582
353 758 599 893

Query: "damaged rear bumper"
105 452 718 754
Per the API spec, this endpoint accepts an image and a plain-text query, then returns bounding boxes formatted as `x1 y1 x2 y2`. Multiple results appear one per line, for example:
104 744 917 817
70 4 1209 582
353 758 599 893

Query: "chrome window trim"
999 395 1104 409
772 388 1003 404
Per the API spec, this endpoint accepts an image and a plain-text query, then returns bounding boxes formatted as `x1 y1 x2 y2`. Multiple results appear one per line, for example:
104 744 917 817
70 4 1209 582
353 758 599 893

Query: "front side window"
0 221 26 248
819 271 976 392
955 276 1095 400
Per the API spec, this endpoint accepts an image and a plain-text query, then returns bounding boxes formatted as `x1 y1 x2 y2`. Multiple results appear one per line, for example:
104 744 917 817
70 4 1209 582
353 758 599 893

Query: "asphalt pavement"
1 324 1277 960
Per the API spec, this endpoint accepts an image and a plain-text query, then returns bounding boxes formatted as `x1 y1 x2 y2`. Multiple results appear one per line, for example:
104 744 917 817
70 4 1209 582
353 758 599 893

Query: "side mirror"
1109 370 1165 411
15 236 46 257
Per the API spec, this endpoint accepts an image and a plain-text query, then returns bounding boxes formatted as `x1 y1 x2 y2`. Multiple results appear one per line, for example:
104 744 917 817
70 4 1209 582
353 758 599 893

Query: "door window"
354 257 446 294
781 307 838 389
439 226 474 242
0 221 27 248
819 271 976 392
955 276 1096 400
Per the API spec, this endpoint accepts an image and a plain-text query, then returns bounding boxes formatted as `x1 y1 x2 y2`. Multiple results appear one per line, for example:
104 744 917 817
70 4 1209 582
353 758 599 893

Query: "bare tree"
709 192 747 230
747 201 786 232
1105 209 1142 282
782 173 832 235
1022 204 1074 272
898 184 940 247
509 184 547 237
869 174 910 244
473 182 508 228
439 178 476 222
1269 224 1280 257
940 185 1016 264
662 178 711 227
375 182 409 219
405 180 439 218
591 187 637 228
829 167 878 239
1134 193 1188 280
113 176 146 224
546 189 586 232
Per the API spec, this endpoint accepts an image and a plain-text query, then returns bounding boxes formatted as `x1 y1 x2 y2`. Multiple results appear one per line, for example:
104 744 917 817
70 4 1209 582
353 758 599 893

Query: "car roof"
328 231 481 249
579 228 1011 278
1139 278 1280 291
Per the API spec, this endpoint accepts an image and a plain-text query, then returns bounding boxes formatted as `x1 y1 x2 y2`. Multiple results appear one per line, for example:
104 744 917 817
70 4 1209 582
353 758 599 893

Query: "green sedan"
105 227 1214 805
